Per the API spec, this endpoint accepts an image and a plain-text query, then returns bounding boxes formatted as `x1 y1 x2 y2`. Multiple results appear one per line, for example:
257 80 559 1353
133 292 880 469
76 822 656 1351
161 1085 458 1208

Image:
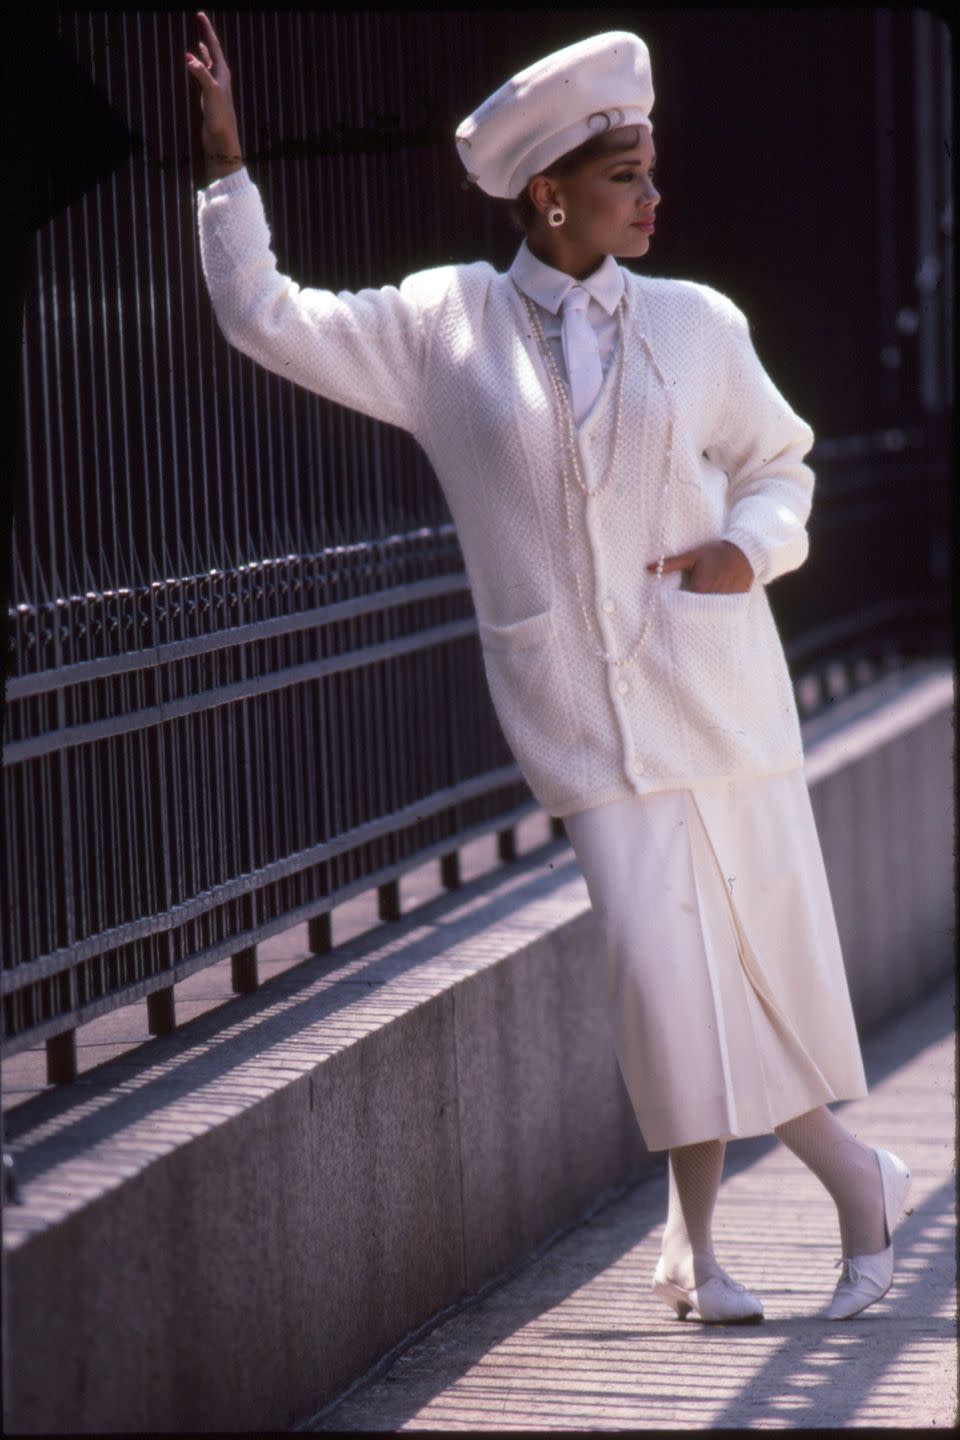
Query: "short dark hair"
505 121 646 233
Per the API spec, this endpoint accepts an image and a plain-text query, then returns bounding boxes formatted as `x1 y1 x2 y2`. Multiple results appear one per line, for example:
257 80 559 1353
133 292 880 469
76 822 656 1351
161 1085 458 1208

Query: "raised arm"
185 12 246 184
187 12 428 434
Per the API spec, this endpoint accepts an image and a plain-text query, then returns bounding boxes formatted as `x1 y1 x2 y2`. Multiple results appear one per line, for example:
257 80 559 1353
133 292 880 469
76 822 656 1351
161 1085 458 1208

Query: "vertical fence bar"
913 10 942 415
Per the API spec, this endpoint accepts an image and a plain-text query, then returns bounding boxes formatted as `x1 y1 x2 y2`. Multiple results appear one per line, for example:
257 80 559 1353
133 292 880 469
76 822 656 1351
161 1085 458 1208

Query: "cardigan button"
602 597 615 613
631 759 645 775
616 679 630 695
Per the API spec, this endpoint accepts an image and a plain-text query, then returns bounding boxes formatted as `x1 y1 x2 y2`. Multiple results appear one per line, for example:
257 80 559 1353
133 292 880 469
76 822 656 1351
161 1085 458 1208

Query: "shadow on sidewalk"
705 1178 956 1428
311 973 955 1431
317 1174 954 1432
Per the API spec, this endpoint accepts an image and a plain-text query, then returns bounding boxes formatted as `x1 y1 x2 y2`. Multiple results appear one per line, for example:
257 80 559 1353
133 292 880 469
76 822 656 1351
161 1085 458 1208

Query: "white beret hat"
455 31 654 200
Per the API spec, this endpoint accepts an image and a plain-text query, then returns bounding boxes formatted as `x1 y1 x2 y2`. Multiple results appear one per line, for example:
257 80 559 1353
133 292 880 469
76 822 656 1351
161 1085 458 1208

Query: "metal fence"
3 10 951 1082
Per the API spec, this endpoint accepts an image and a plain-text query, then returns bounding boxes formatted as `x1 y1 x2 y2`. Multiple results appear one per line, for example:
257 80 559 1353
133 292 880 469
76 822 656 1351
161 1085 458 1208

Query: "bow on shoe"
826 1250 892 1319
834 1256 864 1286
826 1150 912 1321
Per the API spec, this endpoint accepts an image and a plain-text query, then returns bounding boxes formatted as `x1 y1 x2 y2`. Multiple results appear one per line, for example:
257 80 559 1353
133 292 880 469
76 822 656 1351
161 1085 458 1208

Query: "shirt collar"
509 236 624 317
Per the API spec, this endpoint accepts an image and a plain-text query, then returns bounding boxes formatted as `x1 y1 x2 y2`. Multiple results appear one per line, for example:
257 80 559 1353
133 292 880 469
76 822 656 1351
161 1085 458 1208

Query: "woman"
187 17 911 1324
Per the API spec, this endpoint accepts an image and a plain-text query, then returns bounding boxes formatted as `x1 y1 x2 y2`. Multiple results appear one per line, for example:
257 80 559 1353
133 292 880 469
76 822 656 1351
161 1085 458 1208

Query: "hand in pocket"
647 540 754 593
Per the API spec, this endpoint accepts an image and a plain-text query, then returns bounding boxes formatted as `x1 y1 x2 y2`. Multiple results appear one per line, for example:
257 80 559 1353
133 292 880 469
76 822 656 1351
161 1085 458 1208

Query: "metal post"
308 911 333 954
378 879 401 922
440 851 461 889
46 1028 77 1083
147 985 176 1034
231 946 259 994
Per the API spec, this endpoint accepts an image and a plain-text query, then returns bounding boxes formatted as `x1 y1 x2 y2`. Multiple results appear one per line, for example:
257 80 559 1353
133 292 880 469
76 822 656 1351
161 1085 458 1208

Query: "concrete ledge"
2 660 954 1433
3 850 647 1432
803 662 955 1031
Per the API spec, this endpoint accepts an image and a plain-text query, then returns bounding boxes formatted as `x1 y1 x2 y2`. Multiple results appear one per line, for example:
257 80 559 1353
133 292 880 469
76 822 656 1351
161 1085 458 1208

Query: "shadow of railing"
708 1177 956 1429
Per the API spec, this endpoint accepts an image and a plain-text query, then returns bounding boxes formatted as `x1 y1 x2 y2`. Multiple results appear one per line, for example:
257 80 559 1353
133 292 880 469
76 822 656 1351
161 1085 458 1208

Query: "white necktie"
560 285 604 426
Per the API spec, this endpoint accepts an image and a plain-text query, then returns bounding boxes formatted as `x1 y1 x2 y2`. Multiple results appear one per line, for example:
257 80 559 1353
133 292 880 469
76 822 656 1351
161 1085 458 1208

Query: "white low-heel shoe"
652 1257 764 1324
825 1147 912 1320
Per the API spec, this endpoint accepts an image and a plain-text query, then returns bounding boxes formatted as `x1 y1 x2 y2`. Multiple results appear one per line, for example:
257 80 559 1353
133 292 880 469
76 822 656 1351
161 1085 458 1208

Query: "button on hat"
455 31 654 200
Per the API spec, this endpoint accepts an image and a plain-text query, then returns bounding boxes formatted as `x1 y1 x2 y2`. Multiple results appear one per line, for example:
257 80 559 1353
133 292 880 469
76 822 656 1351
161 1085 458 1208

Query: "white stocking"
660 1139 727 1289
775 1105 886 1258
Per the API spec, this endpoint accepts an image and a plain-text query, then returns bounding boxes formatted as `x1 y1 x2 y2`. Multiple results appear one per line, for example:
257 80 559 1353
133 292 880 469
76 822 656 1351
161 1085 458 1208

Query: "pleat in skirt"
563 764 869 1152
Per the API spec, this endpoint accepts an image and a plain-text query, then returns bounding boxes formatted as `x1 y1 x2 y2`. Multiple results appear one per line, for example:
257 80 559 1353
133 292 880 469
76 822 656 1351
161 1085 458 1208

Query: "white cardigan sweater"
197 167 816 818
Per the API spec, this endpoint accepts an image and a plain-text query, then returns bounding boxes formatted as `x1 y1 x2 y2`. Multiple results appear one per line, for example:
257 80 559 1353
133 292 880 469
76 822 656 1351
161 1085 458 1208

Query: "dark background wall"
437 8 952 440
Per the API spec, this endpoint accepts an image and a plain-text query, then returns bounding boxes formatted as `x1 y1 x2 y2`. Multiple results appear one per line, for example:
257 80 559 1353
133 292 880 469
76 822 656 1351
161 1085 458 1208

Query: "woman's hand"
646 540 755 593
185 12 244 179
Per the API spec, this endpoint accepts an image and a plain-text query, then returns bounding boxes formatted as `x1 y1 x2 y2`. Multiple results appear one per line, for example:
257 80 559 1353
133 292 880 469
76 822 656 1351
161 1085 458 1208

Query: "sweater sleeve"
196 166 435 435
704 297 816 587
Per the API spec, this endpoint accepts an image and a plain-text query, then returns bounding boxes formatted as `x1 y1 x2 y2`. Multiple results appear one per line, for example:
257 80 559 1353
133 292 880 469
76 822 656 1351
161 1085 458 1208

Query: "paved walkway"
307 976 956 1431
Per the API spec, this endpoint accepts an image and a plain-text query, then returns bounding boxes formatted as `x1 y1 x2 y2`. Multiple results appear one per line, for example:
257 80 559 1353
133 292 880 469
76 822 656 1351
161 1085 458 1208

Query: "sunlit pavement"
310 975 955 1431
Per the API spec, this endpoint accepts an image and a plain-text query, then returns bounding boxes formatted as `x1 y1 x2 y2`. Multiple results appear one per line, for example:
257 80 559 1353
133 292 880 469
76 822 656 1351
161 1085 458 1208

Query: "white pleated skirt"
563 765 869 1152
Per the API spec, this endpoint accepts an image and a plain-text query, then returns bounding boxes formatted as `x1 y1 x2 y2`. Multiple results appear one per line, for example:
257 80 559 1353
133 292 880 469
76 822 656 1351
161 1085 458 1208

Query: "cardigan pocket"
659 587 754 773
477 609 584 807
659 585 802 775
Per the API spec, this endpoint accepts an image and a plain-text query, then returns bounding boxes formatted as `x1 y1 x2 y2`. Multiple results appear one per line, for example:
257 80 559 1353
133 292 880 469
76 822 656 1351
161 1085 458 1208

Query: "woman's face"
527 125 660 275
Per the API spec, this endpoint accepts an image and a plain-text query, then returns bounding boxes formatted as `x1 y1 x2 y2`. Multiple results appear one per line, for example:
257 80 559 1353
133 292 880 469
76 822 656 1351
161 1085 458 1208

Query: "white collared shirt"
508 237 624 386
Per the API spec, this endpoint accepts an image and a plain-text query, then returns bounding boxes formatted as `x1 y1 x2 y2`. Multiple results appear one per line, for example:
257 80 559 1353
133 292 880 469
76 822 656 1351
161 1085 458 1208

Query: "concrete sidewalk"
306 975 956 1431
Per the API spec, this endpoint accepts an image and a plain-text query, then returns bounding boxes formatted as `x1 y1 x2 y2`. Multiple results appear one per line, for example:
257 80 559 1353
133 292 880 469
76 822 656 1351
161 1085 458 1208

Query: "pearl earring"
547 206 565 227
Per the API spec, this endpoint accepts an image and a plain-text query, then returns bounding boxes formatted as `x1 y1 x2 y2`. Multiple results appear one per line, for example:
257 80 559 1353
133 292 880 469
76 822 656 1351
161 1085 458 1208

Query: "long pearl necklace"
513 279 676 669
